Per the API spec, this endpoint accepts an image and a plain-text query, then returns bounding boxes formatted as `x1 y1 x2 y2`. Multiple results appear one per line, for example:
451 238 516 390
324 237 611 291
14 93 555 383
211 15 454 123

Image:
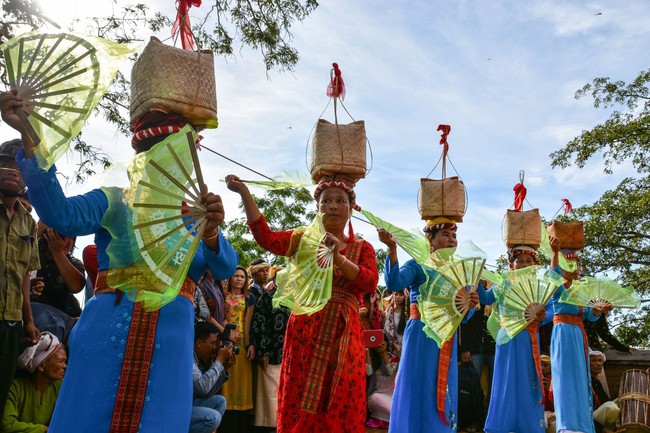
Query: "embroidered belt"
300 240 363 414
95 270 194 433
525 321 545 405
409 303 421 320
95 270 195 302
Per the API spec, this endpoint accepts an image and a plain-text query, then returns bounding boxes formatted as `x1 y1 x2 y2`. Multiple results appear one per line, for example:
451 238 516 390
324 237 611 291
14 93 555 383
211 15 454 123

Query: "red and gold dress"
248 215 379 433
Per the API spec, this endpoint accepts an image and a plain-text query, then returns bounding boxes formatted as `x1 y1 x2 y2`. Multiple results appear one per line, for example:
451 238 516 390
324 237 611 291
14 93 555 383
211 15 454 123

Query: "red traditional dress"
248 215 378 433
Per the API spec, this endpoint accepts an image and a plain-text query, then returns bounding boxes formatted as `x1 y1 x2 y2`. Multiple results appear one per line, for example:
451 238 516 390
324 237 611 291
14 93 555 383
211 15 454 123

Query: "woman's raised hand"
0 90 24 132
225 174 248 195
201 190 225 236
378 228 397 249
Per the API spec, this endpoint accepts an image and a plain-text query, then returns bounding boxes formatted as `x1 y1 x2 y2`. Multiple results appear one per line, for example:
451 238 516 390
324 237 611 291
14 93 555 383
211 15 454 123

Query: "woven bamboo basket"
310 119 367 183
504 209 541 248
130 37 218 130
418 177 466 222
547 221 585 250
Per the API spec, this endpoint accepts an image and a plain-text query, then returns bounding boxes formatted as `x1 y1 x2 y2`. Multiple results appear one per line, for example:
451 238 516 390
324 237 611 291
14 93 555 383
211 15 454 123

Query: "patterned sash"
525 321 545 405
96 270 194 433
300 240 363 413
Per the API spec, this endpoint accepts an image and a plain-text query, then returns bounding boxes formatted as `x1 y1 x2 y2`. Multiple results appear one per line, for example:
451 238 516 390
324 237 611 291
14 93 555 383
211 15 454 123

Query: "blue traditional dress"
386 258 471 433
17 152 238 433
478 285 553 433
551 284 599 433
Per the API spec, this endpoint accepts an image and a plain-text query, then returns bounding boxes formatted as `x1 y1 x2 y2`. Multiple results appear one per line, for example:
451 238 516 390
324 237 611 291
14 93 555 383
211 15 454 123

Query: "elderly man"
191 322 235 433
2 332 66 432
0 139 40 421
589 351 619 433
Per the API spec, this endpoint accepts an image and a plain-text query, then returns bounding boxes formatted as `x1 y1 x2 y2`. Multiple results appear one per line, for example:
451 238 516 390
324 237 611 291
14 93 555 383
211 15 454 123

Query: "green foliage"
0 0 318 181
550 69 650 174
549 70 650 348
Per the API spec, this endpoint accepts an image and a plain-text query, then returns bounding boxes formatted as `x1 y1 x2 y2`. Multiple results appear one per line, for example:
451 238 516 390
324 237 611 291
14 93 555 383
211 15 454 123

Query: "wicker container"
310 119 367 183
504 209 541 248
130 37 218 130
418 177 466 222
547 221 585 250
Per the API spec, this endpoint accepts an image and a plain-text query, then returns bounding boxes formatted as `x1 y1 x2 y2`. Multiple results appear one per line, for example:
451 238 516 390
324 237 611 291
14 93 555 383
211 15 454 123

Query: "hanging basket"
547 221 585 250
504 209 541 248
130 37 218 130
418 177 466 222
310 119 367 183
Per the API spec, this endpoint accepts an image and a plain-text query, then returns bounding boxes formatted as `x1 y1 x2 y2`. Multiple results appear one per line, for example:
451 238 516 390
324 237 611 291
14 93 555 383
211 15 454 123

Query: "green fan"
1 30 136 169
273 212 334 315
417 266 471 347
239 171 312 190
560 276 640 310
497 266 563 343
107 125 207 310
359 209 430 265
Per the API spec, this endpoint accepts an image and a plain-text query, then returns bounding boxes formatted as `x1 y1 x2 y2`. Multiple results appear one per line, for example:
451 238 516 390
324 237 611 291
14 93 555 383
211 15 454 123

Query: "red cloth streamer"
326 63 345 100
513 183 527 212
437 124 451 156
562 198 573 215
171 0 201 50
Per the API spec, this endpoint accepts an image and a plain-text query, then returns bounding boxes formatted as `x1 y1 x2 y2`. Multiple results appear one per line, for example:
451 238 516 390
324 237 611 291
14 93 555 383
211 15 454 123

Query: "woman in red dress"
226 175 379 433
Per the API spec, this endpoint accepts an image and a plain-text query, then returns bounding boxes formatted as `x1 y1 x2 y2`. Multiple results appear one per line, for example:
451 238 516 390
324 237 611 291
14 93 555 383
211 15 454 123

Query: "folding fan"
273 213 334 315
239 171 312 190
359 209 430 265
417 266 472 347
107 125 206 310
0 30 136 169
560 276 640 310
497 266 563 343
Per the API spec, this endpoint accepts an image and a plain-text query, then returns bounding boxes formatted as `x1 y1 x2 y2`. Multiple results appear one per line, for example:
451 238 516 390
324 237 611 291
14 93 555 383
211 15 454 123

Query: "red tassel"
327 63 345 100
346 219 355 243
171 0 201 50
437 124 451 157
561 198 573 215
513 183 527 212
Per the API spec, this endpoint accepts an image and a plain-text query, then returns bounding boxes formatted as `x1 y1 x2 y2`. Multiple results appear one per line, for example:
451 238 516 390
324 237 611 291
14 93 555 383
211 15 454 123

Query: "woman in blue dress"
478 245 552 433
2 90 238 433
548 237 609 433
378 217 478 433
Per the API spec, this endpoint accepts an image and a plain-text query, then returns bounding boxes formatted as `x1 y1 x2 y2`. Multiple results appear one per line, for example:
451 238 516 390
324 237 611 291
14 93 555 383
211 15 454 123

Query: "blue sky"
2 0 648 269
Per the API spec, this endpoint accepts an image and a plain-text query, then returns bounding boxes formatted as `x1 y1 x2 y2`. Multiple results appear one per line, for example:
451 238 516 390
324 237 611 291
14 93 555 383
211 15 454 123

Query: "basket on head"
130 37 218 130
310 119 366 184
504 209 541 248
547 221 585 250
418 177 466 223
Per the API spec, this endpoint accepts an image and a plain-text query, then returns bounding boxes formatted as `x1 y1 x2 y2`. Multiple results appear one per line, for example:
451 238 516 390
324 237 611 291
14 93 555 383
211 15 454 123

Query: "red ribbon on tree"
513 182 527 212
326 63 345 100
171 0 201 50
562 198 573 215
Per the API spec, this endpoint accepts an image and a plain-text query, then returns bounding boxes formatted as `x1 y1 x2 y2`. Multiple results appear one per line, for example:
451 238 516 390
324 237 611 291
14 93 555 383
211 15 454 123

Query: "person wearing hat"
1 332 66 432
477 244 552 433
0 138 41 422
1 89 239 432
549 237 611 433
378 217 479 433
226 174 379 433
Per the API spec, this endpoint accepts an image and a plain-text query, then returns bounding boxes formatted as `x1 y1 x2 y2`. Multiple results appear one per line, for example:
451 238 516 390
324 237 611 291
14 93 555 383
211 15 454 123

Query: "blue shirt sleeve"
477 282 496 305
17 150 108 236
384 258 425 292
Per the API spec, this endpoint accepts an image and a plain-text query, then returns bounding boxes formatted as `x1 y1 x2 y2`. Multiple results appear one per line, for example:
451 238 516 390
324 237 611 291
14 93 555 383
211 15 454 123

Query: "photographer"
191 322 236 433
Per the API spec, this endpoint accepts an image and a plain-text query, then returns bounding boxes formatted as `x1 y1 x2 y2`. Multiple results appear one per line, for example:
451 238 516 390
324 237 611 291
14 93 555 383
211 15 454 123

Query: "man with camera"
191 322 237 433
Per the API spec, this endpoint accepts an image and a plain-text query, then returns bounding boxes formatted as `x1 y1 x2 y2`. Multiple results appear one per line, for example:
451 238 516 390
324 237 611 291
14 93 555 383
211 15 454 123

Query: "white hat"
17 332 62 373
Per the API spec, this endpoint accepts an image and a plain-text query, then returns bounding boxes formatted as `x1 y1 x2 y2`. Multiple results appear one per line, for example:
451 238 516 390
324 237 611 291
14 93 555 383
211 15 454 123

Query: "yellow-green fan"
0 30 136 169
417 265 474 348
560 276 640 310
497 266 563 344
273 212 334 315
107 125 207 310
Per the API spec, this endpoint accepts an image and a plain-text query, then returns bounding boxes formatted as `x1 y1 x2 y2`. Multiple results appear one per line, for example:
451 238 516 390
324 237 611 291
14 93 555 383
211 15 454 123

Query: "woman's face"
39 347 67 381
511 253 536 270
229 269 246 291
317 188 350 229
429 228 458 252
394 291 405 306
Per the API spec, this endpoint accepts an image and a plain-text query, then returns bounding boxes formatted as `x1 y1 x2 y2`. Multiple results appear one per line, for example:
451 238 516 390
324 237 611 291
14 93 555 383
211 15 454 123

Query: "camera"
220 323 240 355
